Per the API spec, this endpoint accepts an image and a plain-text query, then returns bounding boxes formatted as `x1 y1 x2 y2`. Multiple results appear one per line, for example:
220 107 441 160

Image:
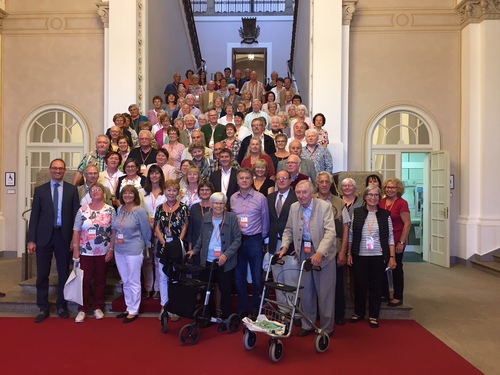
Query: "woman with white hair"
289 104 313 138
340 177 363 218
302 128 333 173
187 192 241 331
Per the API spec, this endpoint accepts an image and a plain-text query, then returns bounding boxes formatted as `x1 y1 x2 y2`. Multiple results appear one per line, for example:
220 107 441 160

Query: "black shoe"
0 292 6 298
218 323 227 332
35 310 49 323
349 314 363 323
116 312 128 318
248 312 258 321
141 291 150 300
57 308 69 319
297 328 314 337
369 317 379 328
388 299 403 307
238 311 248 319
123 315 138 324
335 316 346 326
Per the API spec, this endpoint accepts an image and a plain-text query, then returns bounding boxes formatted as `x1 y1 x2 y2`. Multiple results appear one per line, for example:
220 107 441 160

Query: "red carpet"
0 317 481 374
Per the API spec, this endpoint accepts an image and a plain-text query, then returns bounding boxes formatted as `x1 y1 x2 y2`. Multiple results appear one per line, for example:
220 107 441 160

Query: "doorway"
232 48 267 85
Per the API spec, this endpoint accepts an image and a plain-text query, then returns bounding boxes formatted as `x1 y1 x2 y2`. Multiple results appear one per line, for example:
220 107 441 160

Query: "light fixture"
248 54 255 60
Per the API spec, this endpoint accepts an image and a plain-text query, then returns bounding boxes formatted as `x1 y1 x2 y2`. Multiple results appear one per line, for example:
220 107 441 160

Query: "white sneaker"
94 309 104 320
75 311 86 323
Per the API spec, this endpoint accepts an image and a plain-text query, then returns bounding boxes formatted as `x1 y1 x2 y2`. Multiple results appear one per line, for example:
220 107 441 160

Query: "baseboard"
0 251 17 259
452 256 468 267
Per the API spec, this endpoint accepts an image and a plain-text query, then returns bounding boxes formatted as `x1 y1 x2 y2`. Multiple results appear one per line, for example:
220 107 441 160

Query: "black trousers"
352 255 385 319
36 229 71 311
198 263 234 319
335 256 345 319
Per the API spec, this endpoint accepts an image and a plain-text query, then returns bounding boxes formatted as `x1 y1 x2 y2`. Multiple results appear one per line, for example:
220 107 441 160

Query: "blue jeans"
235 234 263 314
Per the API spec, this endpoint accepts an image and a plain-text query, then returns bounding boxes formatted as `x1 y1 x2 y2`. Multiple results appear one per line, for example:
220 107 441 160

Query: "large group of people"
26 68 411 336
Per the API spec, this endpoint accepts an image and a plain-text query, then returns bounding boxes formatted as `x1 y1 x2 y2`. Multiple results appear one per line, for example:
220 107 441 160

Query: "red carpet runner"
0 317 481 374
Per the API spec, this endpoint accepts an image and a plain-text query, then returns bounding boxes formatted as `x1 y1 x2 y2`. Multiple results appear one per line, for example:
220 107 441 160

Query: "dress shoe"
123 315 138 324
335 316 346 326
57 308 69 319
297 328 314 337
116 312 128 319
293 317 302 327
218 323 227 332
388 299 403 307
0 292 6 298
34 310 49 323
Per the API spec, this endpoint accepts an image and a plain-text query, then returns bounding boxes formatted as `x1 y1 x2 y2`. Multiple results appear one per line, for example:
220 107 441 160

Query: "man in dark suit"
209 148 239 210
237 117 276 164
28 159 80 323
267 170 300 315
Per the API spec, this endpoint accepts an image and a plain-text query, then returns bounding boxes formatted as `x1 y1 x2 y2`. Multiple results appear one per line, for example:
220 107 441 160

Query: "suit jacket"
281 198 337 265
267 189 298 254
201 123 227 147
209 167 239 209
237 134 276 164
279 88 297 107
28 181 80 247
199 91 223 114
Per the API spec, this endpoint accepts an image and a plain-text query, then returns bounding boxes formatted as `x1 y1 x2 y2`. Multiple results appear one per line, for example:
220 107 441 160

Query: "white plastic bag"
64 260 84 306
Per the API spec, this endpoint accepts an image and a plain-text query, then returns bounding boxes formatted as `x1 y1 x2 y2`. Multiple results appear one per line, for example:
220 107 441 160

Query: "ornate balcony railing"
191 0 294 15
182 0 205 72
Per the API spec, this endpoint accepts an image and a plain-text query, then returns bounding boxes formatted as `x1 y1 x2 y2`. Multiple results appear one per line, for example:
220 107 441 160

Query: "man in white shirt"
244 99 271 131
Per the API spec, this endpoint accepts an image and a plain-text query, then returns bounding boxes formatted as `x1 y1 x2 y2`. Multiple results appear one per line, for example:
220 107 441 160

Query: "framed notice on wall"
5 172 16 186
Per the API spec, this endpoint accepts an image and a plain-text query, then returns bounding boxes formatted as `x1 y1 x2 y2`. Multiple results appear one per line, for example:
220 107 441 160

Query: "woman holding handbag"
71 182 116 323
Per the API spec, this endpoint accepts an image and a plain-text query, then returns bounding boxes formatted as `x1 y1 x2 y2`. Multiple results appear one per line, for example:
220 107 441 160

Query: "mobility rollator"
242 254 330 362
159 241 241 345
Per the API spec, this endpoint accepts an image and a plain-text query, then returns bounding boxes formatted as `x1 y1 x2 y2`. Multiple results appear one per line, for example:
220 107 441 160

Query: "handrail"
21 208 32 281
287 0 299 92
181 0 205 72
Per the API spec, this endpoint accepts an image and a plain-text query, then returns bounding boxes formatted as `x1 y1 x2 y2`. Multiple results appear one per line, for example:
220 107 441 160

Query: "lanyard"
213 213 226 243
367 212 377 236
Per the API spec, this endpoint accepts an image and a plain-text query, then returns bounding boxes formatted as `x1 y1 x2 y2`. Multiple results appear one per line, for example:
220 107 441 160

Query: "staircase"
0 257 412 319
470 253 500 278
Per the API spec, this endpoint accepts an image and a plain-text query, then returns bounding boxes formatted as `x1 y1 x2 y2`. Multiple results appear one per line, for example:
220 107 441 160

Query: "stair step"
19 275 123 296
493 254 500 264
470 259 500 277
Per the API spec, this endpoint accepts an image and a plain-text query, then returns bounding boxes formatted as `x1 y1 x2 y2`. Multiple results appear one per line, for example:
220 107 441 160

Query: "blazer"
281 198 337 265
209 167 239 209
200 123 227 147
237 134 276 164
193 211 241 271
199 91 223 114
28 181 80 247
267 189 298 254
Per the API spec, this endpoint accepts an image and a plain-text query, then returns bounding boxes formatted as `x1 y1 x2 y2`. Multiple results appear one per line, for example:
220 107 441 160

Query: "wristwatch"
398 241 405 245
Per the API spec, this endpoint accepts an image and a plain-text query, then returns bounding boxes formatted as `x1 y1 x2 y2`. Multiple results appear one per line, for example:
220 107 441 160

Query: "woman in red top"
240 137 275 179
380 178 411 307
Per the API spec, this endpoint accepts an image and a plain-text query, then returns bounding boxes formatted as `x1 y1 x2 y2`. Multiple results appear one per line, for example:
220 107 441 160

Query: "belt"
53 227 62 231
241 233 261 239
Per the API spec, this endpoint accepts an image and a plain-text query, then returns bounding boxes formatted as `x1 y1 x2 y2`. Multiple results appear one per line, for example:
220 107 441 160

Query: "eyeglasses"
366 193 380 198
386 186 397 189
276 177 289 181
90 189 102 193
125 165 137 169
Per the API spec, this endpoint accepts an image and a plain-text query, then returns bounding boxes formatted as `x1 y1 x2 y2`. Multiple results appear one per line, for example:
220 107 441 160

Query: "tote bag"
64 261 84 306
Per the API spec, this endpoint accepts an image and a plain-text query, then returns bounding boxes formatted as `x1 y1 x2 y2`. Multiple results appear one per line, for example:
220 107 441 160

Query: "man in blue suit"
28 159 80 323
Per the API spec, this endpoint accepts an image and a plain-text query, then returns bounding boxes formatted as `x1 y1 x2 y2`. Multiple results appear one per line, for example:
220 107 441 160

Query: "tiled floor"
0 257 498 373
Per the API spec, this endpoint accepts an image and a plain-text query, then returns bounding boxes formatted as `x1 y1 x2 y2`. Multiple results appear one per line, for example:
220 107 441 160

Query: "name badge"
140 164 147 175
166 236 173 243
304 241 312 254
366 236 374 250
117 233 124 244
214 245 222 257
240 216 248 228
88 228 96 241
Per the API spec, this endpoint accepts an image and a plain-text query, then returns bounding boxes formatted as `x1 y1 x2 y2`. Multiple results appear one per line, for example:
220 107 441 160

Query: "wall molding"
456 0 500 28
137 0 145 112
0 8 7 33
2 12 102 35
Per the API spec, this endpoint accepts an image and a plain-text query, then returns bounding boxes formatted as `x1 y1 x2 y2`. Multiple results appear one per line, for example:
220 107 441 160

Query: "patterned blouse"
154 202 189 242
163 142 185 174
222 138 241 161
73 204 116 256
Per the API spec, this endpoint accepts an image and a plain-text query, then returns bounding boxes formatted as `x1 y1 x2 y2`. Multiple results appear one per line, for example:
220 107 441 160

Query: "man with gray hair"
277 140 317 184
73 135 110 185
244 99 271 130
279 179 337 337
127 130 158 174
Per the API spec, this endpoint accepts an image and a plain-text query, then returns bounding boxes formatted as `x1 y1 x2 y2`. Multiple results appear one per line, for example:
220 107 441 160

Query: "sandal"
350 314 362 323
369 317 379 328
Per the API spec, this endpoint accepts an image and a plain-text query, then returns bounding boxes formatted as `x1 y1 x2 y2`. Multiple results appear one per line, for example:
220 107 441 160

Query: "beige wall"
1 0 104 253
348 1 461 255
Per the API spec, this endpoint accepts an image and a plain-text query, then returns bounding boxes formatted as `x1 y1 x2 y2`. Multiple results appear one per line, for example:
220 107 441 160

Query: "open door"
428 150 450 268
